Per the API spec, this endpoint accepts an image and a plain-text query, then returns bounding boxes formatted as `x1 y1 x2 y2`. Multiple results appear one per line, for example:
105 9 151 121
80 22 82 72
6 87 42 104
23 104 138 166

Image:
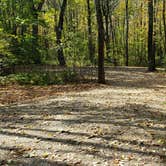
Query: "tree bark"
56 0 67 66
32 0 45 43
31 0 45 64
95 0 105 84
87 0 95 64
125 0 129 66
102 0 111 59
163 0 166 54
148 0 156 71
104 13 111 59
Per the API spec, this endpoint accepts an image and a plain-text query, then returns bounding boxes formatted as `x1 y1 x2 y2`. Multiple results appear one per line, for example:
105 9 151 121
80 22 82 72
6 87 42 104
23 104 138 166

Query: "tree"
102 0 111 59
95 0 105 84
148 0 156 71
125 0 129 66
56 0 67 66
30 0 45 64
87 0 95 64
101 0 119 61
163 0 166 54
0 0 166 69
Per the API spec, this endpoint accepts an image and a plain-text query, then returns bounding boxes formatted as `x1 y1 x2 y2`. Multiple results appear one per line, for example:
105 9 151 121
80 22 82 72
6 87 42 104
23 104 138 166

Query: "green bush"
0 70 79 86
61 69 78 82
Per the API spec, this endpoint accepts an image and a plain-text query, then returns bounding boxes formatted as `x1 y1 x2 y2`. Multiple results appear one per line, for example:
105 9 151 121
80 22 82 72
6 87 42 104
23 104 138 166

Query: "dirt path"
0 67 166 166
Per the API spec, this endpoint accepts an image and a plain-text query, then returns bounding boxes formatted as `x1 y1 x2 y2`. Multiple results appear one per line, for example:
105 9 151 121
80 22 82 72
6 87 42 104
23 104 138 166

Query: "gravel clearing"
0 67 166 166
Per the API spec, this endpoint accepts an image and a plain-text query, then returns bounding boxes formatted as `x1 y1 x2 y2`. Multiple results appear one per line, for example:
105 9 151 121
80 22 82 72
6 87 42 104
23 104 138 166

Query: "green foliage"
61 69 79 82
0 0 47 65
0 0 166 68
0 70 79 86
64 31 90 66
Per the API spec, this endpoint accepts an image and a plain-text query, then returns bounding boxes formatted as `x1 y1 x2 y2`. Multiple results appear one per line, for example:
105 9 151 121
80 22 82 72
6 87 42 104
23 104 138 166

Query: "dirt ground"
0 67 166 166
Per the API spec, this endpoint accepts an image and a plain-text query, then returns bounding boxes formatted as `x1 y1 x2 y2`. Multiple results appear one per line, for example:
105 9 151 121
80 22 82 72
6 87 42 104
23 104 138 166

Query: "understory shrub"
0 70 79 86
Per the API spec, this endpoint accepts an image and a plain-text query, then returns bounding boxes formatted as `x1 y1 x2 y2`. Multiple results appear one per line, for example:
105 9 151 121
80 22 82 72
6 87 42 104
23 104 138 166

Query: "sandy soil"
0 67 166 166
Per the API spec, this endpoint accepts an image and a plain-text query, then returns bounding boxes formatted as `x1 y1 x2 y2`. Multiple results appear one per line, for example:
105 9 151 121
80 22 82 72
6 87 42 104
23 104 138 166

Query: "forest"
0 0 166 166
0 0 166 82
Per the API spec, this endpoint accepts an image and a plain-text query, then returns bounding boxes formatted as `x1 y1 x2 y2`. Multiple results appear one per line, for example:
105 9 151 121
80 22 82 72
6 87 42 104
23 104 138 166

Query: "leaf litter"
0 67 166 165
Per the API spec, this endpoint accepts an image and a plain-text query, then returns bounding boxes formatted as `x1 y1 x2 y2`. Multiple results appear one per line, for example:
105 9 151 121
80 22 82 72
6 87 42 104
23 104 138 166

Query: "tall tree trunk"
125 0 129 66
103 0 111 60
163 0 166 54
148 0 156 71
105 14 111 59
56 0 67 66
32 12 39 43
153 0 157 61
31 0 45 38
87 0 95 64
95 0 105 84
31 0 45 64
109 15 116 62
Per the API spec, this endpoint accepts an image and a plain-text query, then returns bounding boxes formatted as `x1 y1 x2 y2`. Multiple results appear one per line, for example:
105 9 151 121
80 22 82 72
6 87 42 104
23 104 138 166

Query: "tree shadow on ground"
104 69 166 89
0 156 69 166
0 98 166 165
